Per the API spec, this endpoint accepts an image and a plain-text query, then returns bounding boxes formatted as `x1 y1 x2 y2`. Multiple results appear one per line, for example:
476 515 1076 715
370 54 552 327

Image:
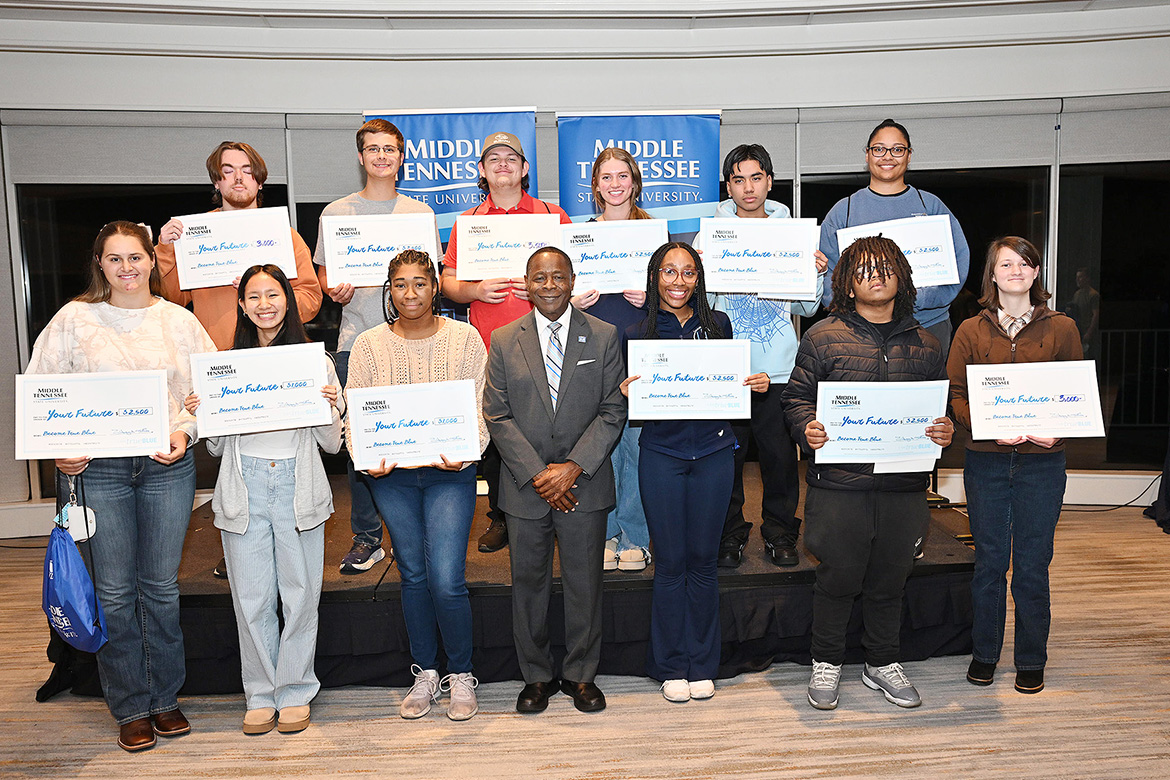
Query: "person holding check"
440 131 571 555
346 249 489 722
156 140 322 582
571 147 654 573
947 236 1082 695
782 235 953 712
708 143 829 569
621 242 770 704
314 118 440 577
818 119 969 359
185 264 343 736
155 141 322 350
28 221 216 752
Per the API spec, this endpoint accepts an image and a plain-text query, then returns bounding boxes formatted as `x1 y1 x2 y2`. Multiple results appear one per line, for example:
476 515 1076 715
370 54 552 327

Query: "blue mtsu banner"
557 113 721 234
363 108 537 242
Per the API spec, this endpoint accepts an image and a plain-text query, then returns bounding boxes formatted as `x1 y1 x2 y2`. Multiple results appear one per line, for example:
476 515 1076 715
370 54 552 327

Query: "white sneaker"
807 660 842 710
661 679 691 702
617 547 651 571
400 665 440 719
862 662 921 708
442 672 479 721
688 679 715 699
603 538 619 571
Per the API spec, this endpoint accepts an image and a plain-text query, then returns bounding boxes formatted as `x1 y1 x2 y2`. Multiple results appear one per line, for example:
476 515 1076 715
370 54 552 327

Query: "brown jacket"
947 304 1083 454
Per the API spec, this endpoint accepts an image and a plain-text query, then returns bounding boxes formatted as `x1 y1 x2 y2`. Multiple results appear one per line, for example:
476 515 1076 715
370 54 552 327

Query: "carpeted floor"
2 505 1169 778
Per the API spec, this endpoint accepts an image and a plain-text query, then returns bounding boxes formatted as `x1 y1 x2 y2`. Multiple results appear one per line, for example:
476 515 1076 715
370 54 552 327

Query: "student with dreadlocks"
345 249 489 722
620 242 770 703
782 235 953 712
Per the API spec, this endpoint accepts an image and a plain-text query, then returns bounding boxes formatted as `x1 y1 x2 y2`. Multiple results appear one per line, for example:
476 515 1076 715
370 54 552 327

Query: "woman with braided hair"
621 242 769 703
345 249 489 721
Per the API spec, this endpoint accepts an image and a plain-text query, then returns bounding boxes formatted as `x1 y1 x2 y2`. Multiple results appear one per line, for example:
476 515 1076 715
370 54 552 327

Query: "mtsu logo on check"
830 394 862 408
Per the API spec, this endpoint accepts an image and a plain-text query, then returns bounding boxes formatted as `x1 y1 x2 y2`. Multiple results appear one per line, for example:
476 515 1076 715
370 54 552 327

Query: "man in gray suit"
483 246 626 713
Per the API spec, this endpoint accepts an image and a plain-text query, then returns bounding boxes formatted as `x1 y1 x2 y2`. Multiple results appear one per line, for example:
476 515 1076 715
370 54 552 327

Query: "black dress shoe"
560 679 606 713
765 540 799 567
478 519 509 553
967 659 996 686
212 556 228 579
516 680 559 713
118 718 156 752
1015 668 1044 694
717 537 747 569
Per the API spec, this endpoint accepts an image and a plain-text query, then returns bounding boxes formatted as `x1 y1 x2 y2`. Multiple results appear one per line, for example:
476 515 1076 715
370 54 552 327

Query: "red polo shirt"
444 191 571 347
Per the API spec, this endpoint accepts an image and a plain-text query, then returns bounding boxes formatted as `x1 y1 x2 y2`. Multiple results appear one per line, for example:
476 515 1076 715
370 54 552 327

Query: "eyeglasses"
362 145 401 156
866 145 910 158
659 268 698 282
853 264 893 280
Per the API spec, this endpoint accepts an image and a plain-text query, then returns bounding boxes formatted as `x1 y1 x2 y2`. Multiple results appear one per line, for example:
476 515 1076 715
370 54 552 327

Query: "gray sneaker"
807 660 842 710
442 672 479 721
340 541 386 574
400 666 440 719
862 662 921 708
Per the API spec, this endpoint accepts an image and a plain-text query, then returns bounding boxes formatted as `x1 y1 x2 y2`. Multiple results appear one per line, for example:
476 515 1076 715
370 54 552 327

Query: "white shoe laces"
810 661 842 689
406 664 440 702
441 672 479 702
871 662 912 689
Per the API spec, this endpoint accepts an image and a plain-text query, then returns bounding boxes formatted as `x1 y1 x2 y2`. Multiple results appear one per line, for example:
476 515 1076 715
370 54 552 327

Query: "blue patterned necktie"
546 321 564 410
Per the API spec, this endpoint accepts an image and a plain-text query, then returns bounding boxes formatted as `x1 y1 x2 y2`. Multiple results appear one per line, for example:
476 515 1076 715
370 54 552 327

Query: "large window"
1057 162 1170 469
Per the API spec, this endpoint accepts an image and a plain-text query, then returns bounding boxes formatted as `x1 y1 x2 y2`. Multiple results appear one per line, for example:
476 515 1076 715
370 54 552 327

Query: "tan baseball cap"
480 131 525 160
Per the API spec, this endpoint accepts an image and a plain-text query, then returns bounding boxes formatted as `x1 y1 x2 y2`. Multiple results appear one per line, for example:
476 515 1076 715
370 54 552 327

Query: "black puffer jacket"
782 311 947 492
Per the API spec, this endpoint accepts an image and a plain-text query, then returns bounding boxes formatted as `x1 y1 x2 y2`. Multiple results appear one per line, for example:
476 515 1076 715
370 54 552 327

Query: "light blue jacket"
705 198 825 384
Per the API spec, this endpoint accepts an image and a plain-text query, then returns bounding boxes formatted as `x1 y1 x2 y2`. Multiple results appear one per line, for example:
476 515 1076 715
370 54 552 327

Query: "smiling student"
571 147 654 573
947 237 1081 695
441 132 572 555
186 264 343 736
622 242 769 703
313 119 441 577
819 119 969 359
28 221 216 752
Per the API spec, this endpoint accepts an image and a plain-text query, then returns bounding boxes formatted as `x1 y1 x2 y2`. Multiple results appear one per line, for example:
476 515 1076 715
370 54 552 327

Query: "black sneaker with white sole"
339 542 386 574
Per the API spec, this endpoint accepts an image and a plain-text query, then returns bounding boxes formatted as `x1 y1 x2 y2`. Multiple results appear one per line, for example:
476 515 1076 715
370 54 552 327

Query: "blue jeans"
639 445 734 682
60 452 196 724
964 449 1067 670
605 423 649 552
366 466 476 673
335 350 387 548
222 457 324 710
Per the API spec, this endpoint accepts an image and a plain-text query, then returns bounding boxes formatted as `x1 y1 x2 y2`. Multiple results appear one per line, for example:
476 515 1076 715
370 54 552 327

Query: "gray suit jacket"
483 308 627 520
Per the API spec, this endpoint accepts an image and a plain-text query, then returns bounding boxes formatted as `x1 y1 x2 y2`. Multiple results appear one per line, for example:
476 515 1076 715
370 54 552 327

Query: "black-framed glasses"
659 268 698 282
363 145 401 156
866 145 910 158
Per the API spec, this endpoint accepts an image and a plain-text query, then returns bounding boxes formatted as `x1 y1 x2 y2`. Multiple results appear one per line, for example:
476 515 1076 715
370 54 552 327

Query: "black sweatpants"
803 485 929 667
